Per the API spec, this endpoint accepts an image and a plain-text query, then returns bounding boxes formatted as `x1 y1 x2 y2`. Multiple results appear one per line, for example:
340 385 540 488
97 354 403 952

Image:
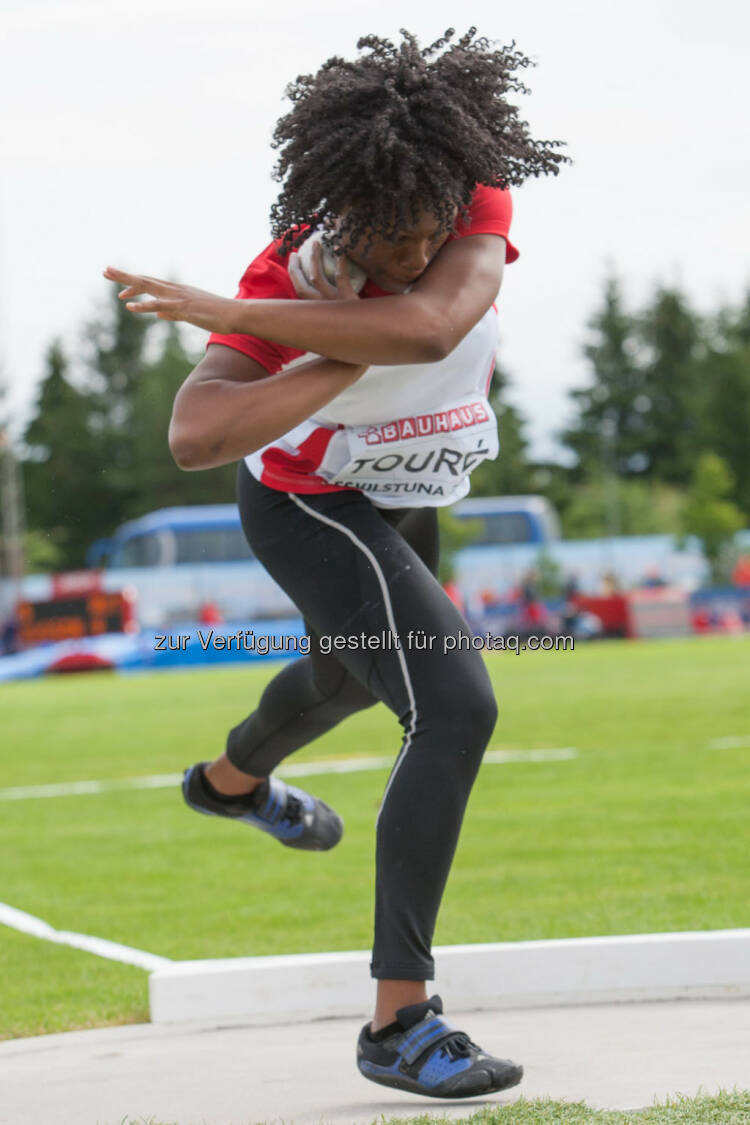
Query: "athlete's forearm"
169 357 366 471
227 294 447 365
105 235 503 365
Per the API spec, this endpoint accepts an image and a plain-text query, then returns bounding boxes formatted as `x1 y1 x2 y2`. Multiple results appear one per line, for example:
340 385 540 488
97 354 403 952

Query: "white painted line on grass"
0 774 184 800
707 735 750 750
486 748 577 764
0 748 578 801
0 747 578 975
0 748 578 975
0 902 172 971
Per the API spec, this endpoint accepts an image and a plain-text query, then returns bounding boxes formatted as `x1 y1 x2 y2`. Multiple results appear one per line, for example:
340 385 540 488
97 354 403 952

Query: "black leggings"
227 462 498 980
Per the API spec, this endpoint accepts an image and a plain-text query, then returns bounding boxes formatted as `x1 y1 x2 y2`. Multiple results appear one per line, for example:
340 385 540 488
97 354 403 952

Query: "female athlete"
104 28 567 1100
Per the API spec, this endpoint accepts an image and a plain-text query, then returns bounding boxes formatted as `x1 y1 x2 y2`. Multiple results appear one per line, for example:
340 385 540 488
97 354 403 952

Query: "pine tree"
22 341 111 567
82 284 154 520
635 287 704 484
470 362 533 496
560 276 648 477
701 292 750 519
127 323 236 510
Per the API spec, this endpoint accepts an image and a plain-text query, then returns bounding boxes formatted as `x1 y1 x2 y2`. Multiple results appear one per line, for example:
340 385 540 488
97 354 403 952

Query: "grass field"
1 634 749 1041
117 1090 750 1124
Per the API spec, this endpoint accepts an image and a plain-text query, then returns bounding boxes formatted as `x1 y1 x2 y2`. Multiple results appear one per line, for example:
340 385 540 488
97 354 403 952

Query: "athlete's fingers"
309 240 340 300
103 266 149 289
102 267 173 296
103 270 148 299
103 266 134 282
334 254 360 301
288 252 324 301
125 298 181 318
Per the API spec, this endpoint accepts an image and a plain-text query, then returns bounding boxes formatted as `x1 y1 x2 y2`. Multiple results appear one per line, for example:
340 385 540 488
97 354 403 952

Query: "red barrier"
573 588 692 639
572 594 630 637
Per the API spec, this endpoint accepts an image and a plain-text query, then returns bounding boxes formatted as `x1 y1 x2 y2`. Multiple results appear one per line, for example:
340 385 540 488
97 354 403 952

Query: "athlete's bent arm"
104 234 505 366
227 234 506 363
169 345 366 471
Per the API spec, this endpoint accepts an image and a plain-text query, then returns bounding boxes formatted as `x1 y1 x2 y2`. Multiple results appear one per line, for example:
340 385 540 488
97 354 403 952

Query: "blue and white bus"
4 496 738 635
76 497 560 627
86 495 560 570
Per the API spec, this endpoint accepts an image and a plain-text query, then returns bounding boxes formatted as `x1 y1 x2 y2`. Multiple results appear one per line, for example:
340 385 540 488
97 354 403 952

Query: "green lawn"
117 1090 750 1124
1 635 749 1039
372 1092 750 1125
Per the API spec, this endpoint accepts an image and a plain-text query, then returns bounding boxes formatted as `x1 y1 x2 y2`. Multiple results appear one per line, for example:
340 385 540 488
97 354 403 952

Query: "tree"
23 529 65 574
436 508 482 584
560 475 686 539
83 289 238 518
85 283 152 420
700 292 750 520
534 548 564 598
0 368 8 431
0 371 28 588
701 347 750 521
635 287 705 484
682 453 745 584
715 287 750 349
127 323 236 509
81 285 155 523
470 362 534 496
561 279 712 488
21 341 113 567
560 276 648 477
21 283 245 570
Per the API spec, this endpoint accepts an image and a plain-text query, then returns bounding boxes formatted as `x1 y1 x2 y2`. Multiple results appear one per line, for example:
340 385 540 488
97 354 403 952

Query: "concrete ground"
1 998 749 1125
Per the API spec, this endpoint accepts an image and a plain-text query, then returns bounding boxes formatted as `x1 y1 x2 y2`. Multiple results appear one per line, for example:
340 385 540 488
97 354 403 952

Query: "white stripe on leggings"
286 493 417 825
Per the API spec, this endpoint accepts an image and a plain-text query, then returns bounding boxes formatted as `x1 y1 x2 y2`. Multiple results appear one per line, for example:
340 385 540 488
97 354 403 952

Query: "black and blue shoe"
357 994 523 1099
182 762 343 851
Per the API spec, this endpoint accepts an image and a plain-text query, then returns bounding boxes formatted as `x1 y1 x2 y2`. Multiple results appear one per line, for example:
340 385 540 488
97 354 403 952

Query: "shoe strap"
398 1016 459 1066
259 776 288 823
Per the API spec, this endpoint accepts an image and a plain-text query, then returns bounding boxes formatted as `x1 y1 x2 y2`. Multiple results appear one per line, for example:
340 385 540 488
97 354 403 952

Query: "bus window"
119 533 164 568
173 528 254 564
473 513 534 546
452 496 560 547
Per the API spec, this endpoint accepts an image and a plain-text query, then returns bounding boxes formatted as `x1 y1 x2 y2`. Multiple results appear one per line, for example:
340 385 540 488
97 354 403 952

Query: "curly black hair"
269 27 570 255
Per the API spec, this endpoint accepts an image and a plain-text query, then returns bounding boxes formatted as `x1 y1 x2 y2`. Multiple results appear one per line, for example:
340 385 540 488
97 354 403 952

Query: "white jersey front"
245 305 499 508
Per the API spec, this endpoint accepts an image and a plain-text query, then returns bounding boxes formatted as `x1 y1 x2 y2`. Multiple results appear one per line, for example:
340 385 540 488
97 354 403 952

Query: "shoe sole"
357 1060 523 1099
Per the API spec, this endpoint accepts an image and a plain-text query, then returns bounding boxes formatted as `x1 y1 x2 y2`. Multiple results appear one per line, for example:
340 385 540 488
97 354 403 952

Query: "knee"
422 675 498 754
466 680 499 748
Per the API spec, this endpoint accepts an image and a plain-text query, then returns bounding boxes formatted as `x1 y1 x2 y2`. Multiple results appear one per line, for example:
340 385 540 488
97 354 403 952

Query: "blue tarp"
0 619 308 683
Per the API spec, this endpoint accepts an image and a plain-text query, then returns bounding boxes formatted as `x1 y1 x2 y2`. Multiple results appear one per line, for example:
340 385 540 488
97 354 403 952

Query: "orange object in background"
16 587 134 647
732 555 750 587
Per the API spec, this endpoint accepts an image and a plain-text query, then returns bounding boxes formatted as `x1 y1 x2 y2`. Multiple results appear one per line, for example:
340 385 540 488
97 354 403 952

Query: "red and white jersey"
207 185 519 508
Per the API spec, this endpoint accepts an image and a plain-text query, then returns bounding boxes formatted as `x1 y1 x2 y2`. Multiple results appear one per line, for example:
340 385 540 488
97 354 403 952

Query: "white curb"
149 928 750 1024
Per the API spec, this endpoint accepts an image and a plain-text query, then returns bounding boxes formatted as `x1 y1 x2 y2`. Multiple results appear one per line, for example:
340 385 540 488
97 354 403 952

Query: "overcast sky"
2 0 748 461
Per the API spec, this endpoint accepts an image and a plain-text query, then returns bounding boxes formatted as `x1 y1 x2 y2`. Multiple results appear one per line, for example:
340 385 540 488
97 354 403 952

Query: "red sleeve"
450 185 519 262
206 240 306 373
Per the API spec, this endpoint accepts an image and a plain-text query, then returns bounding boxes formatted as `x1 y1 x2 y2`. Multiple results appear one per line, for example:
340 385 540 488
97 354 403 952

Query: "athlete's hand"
287 241 361 302
102 267 239 333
